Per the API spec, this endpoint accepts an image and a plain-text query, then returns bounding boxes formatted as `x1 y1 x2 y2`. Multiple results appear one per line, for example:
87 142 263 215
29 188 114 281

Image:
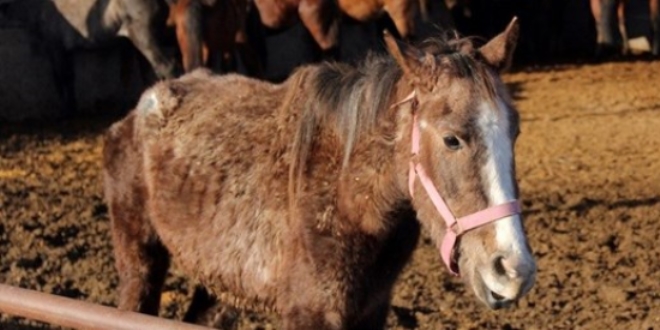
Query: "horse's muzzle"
475 253 537 309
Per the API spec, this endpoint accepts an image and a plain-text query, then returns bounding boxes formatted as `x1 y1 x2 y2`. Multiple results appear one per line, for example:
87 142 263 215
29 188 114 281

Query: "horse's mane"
288 36 498 200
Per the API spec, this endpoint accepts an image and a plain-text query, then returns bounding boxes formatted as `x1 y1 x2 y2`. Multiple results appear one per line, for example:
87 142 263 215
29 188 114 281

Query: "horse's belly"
151 193 287 302
142 142 289 302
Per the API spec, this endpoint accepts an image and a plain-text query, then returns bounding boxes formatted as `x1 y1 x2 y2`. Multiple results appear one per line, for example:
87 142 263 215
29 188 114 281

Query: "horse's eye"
443 135 461 150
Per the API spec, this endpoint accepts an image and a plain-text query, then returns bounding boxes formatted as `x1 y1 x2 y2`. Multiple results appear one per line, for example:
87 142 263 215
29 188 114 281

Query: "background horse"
253 0 424 54
166 0 262 75
0 0 177 115
590 0 660 55
103 19 535 329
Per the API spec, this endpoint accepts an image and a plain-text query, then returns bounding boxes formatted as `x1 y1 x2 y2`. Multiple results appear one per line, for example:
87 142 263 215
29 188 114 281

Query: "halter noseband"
397 91 522 276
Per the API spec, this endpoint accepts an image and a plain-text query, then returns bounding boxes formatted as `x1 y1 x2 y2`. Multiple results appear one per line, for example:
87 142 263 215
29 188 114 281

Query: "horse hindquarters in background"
591 0 660 56
337 0 419 40
252 0 341 60
168 0 262 75
252 0 421 64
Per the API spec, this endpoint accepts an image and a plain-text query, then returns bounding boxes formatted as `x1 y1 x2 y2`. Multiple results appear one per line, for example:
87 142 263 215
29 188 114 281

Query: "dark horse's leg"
103 113 170 315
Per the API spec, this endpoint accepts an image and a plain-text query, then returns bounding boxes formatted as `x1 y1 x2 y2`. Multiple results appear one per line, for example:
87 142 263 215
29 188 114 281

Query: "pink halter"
398 91 522 276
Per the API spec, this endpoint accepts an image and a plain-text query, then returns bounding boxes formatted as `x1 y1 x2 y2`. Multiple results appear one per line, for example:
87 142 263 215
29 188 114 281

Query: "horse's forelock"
414 35 502 104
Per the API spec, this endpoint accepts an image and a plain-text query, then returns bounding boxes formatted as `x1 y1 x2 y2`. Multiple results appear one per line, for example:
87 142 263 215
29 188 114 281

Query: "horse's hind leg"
104 114 170 315
113 226 170 314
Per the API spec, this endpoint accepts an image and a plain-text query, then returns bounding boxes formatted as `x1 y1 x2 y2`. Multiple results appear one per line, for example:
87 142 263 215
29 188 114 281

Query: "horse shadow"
568 196 660 217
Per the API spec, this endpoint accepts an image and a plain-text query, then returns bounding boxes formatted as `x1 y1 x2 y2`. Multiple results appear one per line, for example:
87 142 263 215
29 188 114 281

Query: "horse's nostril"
493 256 507 277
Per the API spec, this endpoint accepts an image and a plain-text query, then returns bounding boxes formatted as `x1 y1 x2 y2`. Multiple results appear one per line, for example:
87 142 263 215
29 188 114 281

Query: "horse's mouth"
486 290 516 310
474 271 520 310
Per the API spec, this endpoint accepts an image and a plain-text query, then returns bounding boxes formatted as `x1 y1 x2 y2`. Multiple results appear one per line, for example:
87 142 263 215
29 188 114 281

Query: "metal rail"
0 284 212 330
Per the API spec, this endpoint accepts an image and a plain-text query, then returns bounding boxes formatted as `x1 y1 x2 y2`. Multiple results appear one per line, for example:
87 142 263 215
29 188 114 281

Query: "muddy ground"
0 59 659 329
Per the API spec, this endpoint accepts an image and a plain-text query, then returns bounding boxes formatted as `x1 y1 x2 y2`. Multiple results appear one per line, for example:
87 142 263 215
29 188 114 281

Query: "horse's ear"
478 17 519 71
383 30 427 86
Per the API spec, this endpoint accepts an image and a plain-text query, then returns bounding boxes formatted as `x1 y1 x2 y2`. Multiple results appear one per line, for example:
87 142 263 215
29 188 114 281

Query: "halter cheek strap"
399 91 522 276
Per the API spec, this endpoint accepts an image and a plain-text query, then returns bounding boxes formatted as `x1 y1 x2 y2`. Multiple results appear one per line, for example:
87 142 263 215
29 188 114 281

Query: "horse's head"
386 18 536 309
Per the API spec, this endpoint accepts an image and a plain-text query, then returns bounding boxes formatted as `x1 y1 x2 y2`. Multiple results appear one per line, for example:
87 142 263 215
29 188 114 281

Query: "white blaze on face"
477 99 527 256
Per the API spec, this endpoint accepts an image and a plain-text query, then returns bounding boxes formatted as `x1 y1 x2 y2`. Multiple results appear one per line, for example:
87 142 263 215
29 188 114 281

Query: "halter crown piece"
398 91 522 276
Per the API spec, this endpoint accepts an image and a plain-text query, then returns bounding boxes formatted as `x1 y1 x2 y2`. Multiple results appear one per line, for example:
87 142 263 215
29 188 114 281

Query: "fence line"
0 284 211 330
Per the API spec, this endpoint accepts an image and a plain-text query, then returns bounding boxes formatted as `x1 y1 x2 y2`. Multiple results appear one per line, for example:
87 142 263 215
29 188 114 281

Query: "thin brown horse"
253 0 426 52
167 0 261 74
103 18 535 329
591 0 660 55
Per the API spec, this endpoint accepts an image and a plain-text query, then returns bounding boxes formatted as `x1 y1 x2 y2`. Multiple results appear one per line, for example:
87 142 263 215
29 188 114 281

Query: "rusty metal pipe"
0 284 211 330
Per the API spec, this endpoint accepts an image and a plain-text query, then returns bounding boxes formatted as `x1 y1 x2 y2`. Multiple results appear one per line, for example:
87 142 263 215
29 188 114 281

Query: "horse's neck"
330 81 415 236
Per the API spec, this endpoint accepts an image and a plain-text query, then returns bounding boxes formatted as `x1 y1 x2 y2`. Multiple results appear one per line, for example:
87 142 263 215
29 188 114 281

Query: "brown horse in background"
167 0 261 74
590 0 660 55
104 19 535 329
254 0 426 52
166 0 427 75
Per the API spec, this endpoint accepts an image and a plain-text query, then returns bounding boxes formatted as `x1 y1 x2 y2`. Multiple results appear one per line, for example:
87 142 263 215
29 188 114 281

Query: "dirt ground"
1 59 659 329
